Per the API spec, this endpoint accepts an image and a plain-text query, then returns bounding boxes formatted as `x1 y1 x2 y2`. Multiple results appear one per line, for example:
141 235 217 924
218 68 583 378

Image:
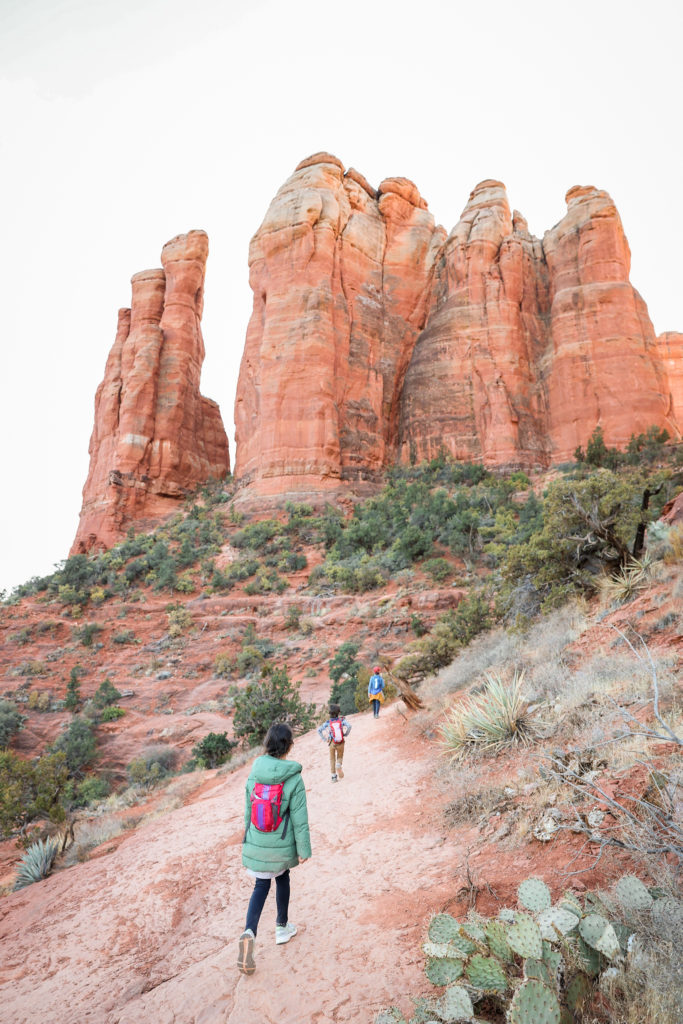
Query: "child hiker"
317 702 352 782
368 666 385 718
237 722 311 976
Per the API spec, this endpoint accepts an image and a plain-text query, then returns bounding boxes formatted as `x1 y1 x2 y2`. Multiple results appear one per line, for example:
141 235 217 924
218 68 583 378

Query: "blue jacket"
368 673 385 696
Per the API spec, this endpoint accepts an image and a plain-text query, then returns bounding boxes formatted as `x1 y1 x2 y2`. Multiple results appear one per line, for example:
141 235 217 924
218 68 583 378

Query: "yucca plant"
441 670 535 760
13 836 60 890
600 557 651 605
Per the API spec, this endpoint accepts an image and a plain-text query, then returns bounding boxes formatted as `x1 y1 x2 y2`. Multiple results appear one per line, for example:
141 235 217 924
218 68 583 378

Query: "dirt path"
0 707 460 1024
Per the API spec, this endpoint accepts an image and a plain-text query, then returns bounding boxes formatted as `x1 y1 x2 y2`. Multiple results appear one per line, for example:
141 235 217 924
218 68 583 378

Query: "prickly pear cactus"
434 984 474 1021
615 875 653 913
374 1009 406 1024
506 912 543 960
428 913 462 944
465 953 508 993
508 979 561 1024
579 913 620 959
499 907 516 923
484 919 515 962
424 956 464 986
518 877 552 912
536 906 580 940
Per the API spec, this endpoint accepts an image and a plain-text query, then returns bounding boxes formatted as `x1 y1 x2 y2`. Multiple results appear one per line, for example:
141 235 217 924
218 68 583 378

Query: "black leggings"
371 698 381 716
245 869 290 935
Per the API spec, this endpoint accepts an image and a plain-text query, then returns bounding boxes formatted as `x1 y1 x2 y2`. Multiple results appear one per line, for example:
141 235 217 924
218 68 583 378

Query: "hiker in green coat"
237 722 312 975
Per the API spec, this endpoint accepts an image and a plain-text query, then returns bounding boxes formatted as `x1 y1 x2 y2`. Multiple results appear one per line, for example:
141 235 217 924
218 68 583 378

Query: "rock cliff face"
234 155 682 498
72 231 229 553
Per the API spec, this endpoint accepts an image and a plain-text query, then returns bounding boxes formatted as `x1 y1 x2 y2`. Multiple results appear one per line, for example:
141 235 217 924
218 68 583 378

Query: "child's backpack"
249 782 287 835
329 718 345 744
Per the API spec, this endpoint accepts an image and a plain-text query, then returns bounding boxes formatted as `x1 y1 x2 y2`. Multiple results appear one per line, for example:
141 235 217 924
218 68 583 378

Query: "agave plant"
441 670 535 760
13 836 60 890
600 557 651 605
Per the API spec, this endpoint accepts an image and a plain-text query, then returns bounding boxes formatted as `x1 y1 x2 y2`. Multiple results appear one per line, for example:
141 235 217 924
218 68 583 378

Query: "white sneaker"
275 922 298 945
331 774 338 782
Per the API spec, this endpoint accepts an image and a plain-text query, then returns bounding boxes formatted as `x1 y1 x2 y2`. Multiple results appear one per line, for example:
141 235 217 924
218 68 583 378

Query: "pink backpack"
329 718 345 744
250 782 285 833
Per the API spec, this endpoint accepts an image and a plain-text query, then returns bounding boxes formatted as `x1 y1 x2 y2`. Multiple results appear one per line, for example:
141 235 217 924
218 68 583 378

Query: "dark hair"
329 703 340 717
264 722 293 758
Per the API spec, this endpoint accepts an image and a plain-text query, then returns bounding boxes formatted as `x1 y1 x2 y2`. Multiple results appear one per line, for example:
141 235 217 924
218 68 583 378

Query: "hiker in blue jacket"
368 666 385 718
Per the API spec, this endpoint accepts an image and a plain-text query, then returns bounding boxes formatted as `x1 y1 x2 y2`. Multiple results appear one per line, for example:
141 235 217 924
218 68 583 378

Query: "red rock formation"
72 230 229 553
656 332 683 432
234 153 444 498
235 158 682 497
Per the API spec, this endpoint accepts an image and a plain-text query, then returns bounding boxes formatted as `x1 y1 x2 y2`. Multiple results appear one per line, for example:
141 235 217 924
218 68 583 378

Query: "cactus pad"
651 896 683 938
536 906 580 940
542 941 563 978
577 936 601 977
484 919 515 962
615 875 653 913
499 907 516 923
506 913 543 960
434 984 474 1021
465 953 508 993
558 892 583 920
428 913 462 944
508 979 561 1024
523 958 553 987
579 914 620 958
422 941 466 960
518 877 552 912
566 973 592 1014
425 956 465 987
461 919 487 945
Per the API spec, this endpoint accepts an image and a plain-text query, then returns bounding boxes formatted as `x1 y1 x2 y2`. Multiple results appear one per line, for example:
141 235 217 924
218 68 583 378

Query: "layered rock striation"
72 230 229 553
234 155 682 499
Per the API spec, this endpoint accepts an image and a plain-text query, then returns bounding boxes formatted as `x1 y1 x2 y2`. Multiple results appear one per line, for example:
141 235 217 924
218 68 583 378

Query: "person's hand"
298 856 309 863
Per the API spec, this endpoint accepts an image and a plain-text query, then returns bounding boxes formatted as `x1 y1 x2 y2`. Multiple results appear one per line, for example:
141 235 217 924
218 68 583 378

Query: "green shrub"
127 745 177 788
191 732 237 768
423 557 453 582
0 751 68 837
214 652 235 678
232 519 281 551
93 678 122 708
50 717 97 776
99 706 125 722
64 665 83 711
232 666 317 747
74 622 103 647
112 629 136 645
0 700 26 749
73 774 111 807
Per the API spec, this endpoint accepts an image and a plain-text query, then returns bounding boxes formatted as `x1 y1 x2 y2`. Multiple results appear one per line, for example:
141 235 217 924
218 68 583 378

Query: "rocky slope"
235 155 682 502
72 230 230 554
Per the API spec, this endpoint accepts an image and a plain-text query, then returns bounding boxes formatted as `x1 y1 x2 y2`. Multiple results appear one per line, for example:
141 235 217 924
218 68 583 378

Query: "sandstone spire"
72 230 229 553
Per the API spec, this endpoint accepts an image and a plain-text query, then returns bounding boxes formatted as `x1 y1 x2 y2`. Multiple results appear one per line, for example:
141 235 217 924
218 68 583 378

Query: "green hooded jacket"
242 754 312 873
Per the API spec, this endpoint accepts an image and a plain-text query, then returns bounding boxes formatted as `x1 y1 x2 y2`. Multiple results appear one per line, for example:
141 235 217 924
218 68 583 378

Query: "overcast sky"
1 0 681 594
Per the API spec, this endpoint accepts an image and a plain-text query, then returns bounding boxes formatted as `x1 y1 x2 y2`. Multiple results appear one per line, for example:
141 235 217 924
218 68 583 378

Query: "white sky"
1 0 681 594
